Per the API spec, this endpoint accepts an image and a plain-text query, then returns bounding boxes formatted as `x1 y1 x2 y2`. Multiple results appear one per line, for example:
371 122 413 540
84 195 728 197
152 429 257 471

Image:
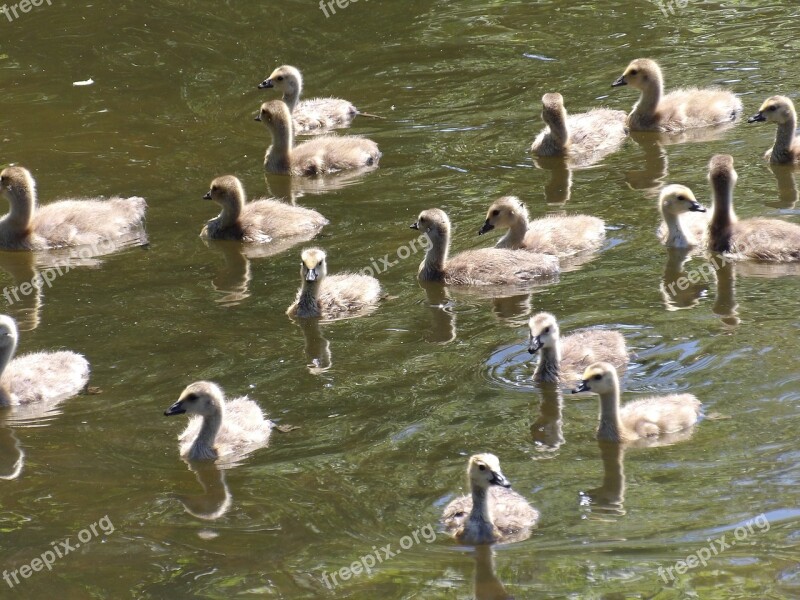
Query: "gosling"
612 59 742 132
748 96 800 165
0 314 89 408
0 166 147 251
530 93 627 164
478 196 605 256
286 247 382 320
441 453 539 545
164 381 272 462
258 65 357 133
657 184 709 248
201 175 328 243
707 154 800 261
412 209 559 285
573 362 701 444
528 312 627 386
255 100 381 176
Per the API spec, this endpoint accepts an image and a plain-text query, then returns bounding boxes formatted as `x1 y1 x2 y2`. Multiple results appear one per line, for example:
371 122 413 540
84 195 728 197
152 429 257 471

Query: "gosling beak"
258 78 274 90
688 201 706 213
478 220 494 235
203 191 212 200
305 268 318 282
528 337 543 354
572 380 590 394
410 222 419 230
611 74 627 88
747 112 766 123
489 470 512 488
164 400 186 416
254 112 262 122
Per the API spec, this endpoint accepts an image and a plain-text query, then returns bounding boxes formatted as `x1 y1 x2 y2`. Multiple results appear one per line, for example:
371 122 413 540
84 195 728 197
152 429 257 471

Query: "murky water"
1 0 799 597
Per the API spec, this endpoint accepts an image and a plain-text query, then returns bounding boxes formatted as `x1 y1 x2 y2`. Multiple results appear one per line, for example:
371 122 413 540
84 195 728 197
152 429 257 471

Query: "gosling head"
258 65 302 95
165 381 225 418
300 247 328 284
254 100 292 130
203 175 245 207
467 453 512 491
572 362 619 395
659 184 706 216
410 208 450 241
0 315 19 353
479 196 529 235
527 312 560 354
540 92 567 123
612 58 662 89
0 166 36 204
707 154 737 188
748 95 796 125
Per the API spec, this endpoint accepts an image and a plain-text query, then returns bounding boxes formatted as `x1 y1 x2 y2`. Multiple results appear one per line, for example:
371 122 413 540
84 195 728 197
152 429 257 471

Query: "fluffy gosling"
201 175 327 243
748 96 800 165
573 362 701 444
255 100 380 176
441 453 539 545
286 247 382 320
479 196 605 256
412 209 559 285
612 58 742 132
528 312 627 386
707 155 800 261
657 184 709 248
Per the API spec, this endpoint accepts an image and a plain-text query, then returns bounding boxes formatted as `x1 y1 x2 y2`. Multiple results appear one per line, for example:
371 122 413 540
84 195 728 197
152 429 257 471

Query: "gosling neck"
419 228 448 281
217 197 243 230
772 113 798 162
596 386 628 443
297 280 321 317
632 78 662 122
282 82 302 113
661 209 689 248
545 111 570 153
1 183 36 234
265 120 293 174
499 215 530 249
534 340 562 383
0 338 17 408
467 483 495 532
189 406 224 461
709 177 737 253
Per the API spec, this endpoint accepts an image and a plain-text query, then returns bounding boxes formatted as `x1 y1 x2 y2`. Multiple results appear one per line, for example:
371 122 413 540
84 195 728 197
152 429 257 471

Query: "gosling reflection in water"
0 414 24 480
471 545 513 600
768 163 798 209
419 281 457 344
660 247 710 311
532 156 573 204
530 384 564 451
579 441 626 518
297 317 332 374
174 460 232 521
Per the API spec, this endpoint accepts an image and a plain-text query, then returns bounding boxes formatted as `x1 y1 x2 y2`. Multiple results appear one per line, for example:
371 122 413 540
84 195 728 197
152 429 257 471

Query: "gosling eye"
629 69 638 76
478 464 486 471
543 327 550 334
184 393 198 402
276 75 284 81
768 106 776 112
211 186 219 192
676 195 686 201
593 374 602 381
491 210 500 217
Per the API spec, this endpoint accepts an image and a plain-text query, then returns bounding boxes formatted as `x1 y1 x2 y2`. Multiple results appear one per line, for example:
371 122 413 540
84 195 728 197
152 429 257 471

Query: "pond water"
1 0 799 598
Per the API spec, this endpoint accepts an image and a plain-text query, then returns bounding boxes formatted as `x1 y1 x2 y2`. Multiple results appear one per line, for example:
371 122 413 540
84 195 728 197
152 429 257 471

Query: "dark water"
1 0 799 597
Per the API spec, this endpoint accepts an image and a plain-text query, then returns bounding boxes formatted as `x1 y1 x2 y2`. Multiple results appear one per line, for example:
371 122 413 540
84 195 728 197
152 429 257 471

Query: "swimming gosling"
201 175 328 243
0 314 89 408
164 381 272 462
707 154 800 261
286 247 382 320
612 59 742 132
748 96 800 165
0 166 146 250
528 312 627 386
258 65 357 133
573 362 701 443
255 100 381 176
412 209 559 285
530 93 627 164
657 184 709 248
441 453 539 545
479 196 605 256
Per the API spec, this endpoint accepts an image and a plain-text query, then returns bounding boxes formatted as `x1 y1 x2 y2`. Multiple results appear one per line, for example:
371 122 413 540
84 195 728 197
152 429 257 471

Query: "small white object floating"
72 78 94 87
